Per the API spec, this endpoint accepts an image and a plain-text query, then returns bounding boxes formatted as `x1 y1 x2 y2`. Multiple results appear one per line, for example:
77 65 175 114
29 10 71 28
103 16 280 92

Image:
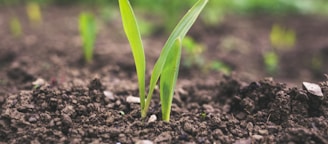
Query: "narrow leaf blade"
160 38 182 122
119 0 146 112
79 12 97 63
143 0 208 117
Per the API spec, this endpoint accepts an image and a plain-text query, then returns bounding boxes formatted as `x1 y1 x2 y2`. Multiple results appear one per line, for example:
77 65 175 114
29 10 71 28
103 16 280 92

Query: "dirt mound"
1 78 327 143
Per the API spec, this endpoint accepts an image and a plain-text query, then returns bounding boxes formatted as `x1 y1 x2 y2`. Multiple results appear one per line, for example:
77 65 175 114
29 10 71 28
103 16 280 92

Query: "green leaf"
142 0 208 118
79 12 97 63
160 38 182 122
119 0 146 111
264 51 279 74
10 17 23 37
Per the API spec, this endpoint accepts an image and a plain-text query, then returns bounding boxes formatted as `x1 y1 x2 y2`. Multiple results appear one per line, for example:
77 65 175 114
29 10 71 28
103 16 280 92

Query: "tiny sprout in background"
265 24 296 75
263 51 279 74
26 2 43 26
270 24 296 50
209 61 231 75
79 12 97 64
311 56 323 72
182 36 205 67
10 17 23 38
200 112 207 119
182 36 232 75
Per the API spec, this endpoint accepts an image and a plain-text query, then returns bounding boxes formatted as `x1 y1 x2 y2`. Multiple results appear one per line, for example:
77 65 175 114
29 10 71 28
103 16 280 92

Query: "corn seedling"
270 24 296 50
182 36 231 75
263 51 279 74
182 36 205 67
10 17 22 38
311 56 323 72
26 2 42 26
209 61 231 75
119 0 208 122
265 24 296 74
79 12 97 63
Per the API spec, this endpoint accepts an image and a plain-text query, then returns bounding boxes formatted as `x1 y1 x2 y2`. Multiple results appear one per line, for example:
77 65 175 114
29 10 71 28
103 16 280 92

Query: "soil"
1 6 328 143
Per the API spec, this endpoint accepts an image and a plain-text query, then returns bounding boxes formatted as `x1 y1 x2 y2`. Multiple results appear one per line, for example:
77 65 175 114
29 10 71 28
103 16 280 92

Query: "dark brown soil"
1 6 328 143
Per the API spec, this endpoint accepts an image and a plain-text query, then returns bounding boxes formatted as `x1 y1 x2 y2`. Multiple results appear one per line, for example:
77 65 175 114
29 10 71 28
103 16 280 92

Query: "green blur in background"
2 0 328 26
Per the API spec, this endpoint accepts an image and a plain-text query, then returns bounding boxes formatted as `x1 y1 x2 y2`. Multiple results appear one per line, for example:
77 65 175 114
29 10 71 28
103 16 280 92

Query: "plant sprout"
209 61 231 75
182 36 231 75
10 17 22 38
79 12 97 63
264 24 296 74
119 0 208 122
270 24 296 50
182 36 205 67
263 51 279 74
26 2 42 25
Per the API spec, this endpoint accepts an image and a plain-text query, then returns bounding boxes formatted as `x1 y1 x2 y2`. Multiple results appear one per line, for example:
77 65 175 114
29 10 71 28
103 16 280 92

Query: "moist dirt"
0 6 328 143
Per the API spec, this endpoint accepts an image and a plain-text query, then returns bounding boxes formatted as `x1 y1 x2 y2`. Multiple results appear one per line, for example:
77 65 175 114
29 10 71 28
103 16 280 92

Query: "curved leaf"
119 0 146 111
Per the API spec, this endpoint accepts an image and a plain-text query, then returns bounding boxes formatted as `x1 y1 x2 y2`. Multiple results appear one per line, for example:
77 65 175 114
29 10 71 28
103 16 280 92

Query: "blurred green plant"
200 112 207 119
270 24 296 50
311 55 323 72
235 0 298 15
119 0 207 122
263 51 279 74
99 5 118 23
209 61 231 75
182 36 231 75
2 0 326 37
182 36 205 67
26 2 43 25
79 12 97 63
264 24 296 75
9 17 23 37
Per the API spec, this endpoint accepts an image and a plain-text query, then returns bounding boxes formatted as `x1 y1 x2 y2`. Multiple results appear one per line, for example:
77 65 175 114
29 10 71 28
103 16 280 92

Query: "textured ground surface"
0 6 328 143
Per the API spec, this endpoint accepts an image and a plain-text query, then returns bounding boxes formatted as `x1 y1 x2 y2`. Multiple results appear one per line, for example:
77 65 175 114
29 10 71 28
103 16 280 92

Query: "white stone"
148 114 157 123
104 91 115 100
126 96 140 103
252 134 263 140
302 82 324 97
258 129 268 135
32 78 46 86
135 140 153 144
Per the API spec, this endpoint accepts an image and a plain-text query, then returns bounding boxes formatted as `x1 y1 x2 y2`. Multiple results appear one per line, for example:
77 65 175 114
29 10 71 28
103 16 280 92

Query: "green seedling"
270 24 296 50
182 36 231 75
200 112 207 119
263 51 279 74
9 17 22 38
119 0 208 122
311 56 323 72
209 61 231 75
26 2 42 25
79 12 97 63
265 24 295 74
182 36 205 67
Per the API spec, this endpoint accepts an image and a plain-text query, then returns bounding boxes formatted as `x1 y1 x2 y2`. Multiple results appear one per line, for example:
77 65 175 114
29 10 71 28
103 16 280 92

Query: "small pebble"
302 82 323 97
258 129 268 135
28 117 37 122
32 78 46 86
148 114 157 123
104 91 115 100
126 96 140 103
135 140 153 144
252 134 263 140
233 138 251 144
61 114 73 125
